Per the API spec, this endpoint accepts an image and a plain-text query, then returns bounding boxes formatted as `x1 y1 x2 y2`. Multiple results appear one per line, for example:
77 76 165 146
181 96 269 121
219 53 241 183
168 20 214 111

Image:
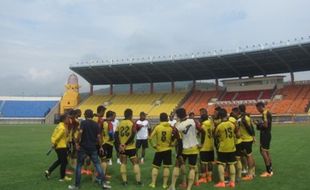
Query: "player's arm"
125 123 136 146
51 126 65 148
262 111 271 128
148 126 157 149
108 122 114 141
241 116 255 136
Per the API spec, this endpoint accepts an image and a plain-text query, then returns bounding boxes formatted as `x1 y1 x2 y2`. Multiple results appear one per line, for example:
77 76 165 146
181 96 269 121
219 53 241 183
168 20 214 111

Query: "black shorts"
217 152 236 164
100 143 113 160
260 132 271 150
182 154 198 166
235 143 243 157
120 148 137 159
200 151 214 163
152 150 172 168
136 139 148 149
241 141 253 155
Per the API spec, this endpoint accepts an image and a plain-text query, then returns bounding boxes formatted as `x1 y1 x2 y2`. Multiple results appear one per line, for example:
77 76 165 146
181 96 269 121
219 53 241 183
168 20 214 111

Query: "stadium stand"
77 92 187 118
0 97 59 118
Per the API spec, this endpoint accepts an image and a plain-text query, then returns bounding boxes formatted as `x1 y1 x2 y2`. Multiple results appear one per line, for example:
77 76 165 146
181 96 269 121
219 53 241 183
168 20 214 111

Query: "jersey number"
120 126 130 137
183 124 192 134
161 131 167 142
225 127 233 138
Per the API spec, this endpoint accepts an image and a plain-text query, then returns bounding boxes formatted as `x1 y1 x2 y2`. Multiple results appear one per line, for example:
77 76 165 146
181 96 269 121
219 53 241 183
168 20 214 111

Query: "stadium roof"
70 42 310 85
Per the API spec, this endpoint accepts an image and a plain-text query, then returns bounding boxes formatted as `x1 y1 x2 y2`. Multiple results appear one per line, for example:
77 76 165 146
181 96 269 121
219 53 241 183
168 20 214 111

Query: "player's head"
96 105 106 117
218 108 228 120
214 106 222 119
256 101 265 113
84 109 94 119
175 108 187 120
160 112 168 122
59 113 70 125
188 112 195 119
124 108 133 120
238 104 246 113
139 111 147 120
75 109 82 118
199 108 207 116
112 111 116 120
230 107 239 118
106 110 114 120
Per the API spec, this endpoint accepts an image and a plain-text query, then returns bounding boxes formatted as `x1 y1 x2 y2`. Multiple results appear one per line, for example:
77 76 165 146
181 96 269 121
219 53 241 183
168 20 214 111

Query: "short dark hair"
256 101 265 108
84 109 94 119
59 114 68 122
215 106 222 112
189 112 195 116
75 109 82 115
106 110 114 118
238 104 246 113
232 107 239 113
218 108 227 119
176 108 187 119
160 112 168 122
97 105 106 113
124 108 133 119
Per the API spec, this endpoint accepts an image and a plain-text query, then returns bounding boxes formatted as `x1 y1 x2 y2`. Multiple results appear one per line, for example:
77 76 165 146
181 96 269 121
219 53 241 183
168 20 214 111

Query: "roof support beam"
109 66 132 83
299 44 310 57
149 63 173 81
89 67 113 84
217 56 241 77
270 50 293 72
130 64 152 83
243 53 266 76
194 58 216 78
172 61 195 80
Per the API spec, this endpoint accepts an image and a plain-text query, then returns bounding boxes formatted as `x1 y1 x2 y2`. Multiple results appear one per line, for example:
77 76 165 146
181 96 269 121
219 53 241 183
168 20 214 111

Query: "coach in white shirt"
135 111 151 164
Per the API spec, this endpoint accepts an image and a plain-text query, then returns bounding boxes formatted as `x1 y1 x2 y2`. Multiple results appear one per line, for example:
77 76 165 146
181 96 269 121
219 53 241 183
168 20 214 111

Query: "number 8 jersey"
215 120 236 153
116 119 136 150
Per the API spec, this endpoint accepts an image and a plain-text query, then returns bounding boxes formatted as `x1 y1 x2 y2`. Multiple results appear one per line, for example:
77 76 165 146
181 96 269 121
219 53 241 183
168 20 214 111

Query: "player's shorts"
217 152 236 164
241 141 253 155
136 139 148 149
120 148 137 159
260 131 271 150
100 143 113 160
182 154 198 167
235 143 243 157
152 150 172 168
200 151 214 163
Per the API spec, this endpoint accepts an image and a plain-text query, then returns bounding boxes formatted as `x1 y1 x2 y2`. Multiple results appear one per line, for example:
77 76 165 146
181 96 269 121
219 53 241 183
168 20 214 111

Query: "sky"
0 0 310 96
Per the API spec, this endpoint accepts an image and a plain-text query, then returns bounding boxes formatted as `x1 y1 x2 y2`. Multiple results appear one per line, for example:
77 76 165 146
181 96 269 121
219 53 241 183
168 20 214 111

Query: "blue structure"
0 101 58 118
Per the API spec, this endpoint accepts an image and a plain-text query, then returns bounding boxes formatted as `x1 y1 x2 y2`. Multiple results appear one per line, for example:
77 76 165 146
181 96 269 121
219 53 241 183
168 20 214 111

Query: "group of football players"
45 101 273 189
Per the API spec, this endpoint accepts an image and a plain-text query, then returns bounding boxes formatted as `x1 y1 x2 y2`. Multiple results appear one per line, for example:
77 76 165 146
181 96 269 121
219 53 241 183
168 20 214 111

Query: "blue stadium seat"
0 101 58 118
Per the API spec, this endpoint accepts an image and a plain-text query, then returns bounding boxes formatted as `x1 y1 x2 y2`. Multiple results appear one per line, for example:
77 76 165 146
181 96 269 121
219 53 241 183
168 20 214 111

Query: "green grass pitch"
0 123 309 190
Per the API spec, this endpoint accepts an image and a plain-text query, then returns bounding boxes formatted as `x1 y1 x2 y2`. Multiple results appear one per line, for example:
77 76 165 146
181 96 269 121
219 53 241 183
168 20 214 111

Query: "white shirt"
136 120 150 140
111 119 119 132
168 119 177 127
176 118 199 149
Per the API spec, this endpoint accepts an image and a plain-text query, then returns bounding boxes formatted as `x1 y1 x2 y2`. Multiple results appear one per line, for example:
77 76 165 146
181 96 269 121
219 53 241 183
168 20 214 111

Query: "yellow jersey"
102 121 114 146
116 119 136 150
238 115 254 142
149 122 173 152
200 119 214 151
51 122 68 149
215 120 236 153
229 116 242 145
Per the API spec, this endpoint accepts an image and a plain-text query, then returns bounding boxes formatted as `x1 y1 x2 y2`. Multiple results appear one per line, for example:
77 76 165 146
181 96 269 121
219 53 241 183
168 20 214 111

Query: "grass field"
0 123 309 190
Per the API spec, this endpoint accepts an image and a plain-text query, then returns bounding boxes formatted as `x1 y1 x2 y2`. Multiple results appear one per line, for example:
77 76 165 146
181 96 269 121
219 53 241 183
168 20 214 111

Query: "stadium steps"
0 100 5 115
